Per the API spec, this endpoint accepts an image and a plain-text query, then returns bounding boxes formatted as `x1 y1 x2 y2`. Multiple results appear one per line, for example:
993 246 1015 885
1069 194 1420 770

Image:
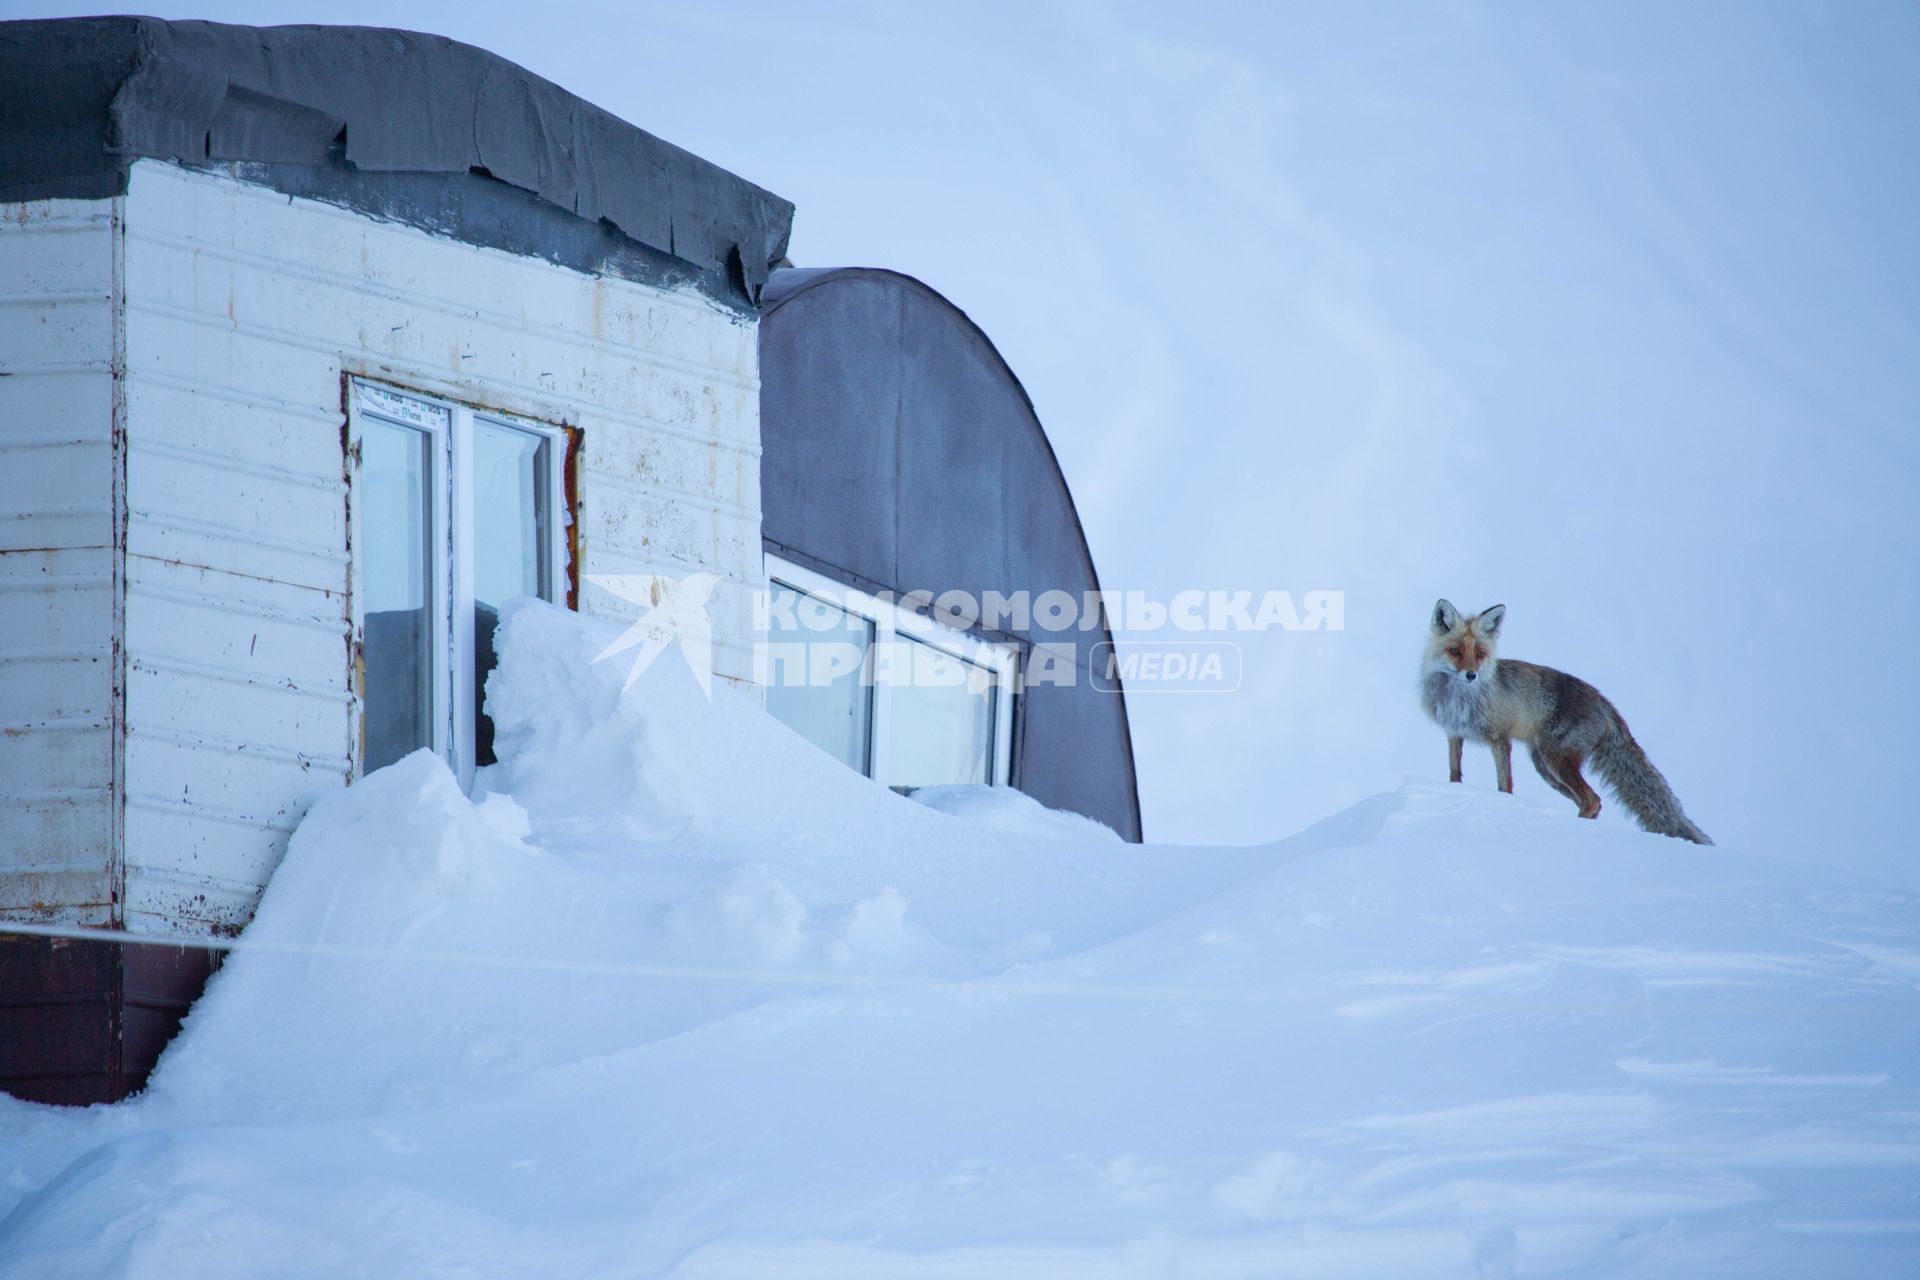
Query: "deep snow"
2 602 1917 1278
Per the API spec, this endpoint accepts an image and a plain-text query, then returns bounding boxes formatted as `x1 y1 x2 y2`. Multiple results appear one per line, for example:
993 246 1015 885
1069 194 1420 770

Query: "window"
763 581 874 775
349 380 570 786
762 556 1016 790
885 633 999 788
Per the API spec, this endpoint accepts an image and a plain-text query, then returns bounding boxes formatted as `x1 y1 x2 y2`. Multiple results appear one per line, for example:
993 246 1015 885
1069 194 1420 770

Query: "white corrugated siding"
119 161 765 933
0 198 120 925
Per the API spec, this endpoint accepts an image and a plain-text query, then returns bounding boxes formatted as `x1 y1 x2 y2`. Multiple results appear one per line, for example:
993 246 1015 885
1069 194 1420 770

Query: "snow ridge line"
0 921 1868 1016
0 919 1341 1005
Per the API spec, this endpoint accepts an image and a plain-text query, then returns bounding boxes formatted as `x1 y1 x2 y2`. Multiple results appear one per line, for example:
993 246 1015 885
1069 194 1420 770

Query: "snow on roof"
1 600 1916 1274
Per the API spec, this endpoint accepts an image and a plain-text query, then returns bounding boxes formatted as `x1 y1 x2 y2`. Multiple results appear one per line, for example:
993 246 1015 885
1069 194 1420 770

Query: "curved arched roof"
758 267 1142 840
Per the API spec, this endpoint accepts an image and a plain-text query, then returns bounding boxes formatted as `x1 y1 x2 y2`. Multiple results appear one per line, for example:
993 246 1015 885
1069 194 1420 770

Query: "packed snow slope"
3 603 1918 1279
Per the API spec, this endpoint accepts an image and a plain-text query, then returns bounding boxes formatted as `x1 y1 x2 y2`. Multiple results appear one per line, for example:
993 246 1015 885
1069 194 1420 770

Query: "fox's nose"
1464 671 1477 682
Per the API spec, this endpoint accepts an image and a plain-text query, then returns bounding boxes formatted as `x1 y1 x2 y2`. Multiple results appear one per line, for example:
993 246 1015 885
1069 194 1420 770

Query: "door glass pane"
764 583 873 772
888 634 996 788
472 420 550 766
360 418 434 772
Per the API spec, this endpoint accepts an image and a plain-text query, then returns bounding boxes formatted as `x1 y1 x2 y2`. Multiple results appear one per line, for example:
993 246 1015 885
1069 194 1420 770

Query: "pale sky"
12 1 1918 883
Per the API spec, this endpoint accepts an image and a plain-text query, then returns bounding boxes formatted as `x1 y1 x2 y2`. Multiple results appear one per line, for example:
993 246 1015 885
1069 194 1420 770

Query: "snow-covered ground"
3 603 1917 1278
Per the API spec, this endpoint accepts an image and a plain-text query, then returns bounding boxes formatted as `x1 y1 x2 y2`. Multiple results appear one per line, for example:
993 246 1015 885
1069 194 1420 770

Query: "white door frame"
349 378 569 788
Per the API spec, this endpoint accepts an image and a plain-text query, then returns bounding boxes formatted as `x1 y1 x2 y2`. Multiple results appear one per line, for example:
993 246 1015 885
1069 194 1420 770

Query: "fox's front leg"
1491 737 1514 793
1448 735 1464 783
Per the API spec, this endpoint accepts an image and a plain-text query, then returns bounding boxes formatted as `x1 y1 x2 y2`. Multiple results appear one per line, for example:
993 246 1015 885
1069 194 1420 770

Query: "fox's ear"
1477 604 1506 637
1432 599 1460 633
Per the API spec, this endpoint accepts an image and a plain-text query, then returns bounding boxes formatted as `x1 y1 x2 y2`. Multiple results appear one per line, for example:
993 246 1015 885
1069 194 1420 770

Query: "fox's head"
1424 598 1505 685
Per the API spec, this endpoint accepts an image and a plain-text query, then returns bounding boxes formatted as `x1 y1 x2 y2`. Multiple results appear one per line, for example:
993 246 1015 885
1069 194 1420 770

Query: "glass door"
350 380 569 785
353 390 448 773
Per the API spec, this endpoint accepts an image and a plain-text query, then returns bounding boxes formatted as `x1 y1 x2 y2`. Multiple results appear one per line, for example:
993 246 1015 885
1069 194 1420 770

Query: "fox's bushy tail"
1590 727 1712 844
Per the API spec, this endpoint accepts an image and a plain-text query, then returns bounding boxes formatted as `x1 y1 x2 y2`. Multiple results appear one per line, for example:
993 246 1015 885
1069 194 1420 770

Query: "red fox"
1420 599 1711 844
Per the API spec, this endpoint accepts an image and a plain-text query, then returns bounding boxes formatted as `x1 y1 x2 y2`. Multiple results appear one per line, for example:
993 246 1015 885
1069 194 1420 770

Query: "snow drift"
2 602 1917 1278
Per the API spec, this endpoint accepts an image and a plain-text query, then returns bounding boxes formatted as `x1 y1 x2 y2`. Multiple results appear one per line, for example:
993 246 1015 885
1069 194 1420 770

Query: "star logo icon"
585 572 722 697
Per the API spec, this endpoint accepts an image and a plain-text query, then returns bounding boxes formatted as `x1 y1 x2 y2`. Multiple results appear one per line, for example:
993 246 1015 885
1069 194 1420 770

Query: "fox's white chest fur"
1421 669 1495 741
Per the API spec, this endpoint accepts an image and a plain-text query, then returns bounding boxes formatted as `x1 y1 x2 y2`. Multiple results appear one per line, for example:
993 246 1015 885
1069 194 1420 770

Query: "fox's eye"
1474 646 1488 661
1446 646 1462 658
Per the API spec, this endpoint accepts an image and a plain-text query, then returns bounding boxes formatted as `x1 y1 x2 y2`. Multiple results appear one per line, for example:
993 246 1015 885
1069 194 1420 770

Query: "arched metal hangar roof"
758 266 1142 841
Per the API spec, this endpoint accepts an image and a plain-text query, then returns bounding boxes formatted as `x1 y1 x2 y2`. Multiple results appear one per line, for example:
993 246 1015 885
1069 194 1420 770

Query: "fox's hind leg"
1528 744 1578 803
1562 756 1603 819
1539 751 1603 819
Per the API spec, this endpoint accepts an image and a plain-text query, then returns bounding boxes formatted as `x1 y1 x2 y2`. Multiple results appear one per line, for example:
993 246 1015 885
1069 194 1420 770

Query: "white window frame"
349 379 570 789
764 555 1018 788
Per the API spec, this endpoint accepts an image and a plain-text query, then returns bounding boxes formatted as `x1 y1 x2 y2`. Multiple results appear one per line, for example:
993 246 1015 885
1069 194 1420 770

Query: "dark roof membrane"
758 267 1144 841
0 17 794 312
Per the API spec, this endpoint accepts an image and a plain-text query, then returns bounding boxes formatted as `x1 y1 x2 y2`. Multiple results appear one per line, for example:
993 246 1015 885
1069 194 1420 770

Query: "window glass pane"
472 420 550 766
764 584 873 773
360 418 434 772
887 634 996 788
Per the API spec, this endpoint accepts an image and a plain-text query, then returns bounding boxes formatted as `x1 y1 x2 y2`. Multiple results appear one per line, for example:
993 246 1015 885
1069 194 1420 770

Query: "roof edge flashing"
0 17 794 313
